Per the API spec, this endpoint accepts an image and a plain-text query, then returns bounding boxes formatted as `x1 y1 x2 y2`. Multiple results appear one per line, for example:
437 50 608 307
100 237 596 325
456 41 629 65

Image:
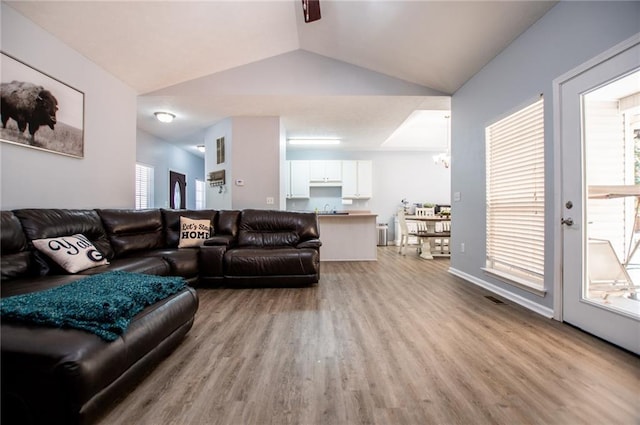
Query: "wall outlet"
454 191 461 202
460 242 465 253
266 197 274 205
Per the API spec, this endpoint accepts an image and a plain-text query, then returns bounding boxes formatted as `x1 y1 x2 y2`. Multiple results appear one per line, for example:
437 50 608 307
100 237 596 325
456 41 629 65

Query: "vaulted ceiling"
7 0 557 154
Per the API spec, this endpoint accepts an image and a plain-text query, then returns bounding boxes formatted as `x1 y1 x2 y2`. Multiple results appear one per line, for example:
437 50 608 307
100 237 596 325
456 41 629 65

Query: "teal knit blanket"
0 271 186 341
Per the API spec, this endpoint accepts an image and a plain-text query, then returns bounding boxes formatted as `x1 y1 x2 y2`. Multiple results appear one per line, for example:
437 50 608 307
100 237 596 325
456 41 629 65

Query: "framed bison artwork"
0 52 84 158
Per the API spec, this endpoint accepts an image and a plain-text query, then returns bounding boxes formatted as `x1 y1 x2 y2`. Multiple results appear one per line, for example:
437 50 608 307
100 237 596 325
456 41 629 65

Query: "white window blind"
486 98 545 288
135 163 154 209
195 179 206 210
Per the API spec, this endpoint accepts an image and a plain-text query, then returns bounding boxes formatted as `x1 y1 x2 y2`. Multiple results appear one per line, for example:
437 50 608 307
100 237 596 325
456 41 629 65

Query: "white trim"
552 32 640 323
481 267 546 297
552 74 564 322
449 267 554 318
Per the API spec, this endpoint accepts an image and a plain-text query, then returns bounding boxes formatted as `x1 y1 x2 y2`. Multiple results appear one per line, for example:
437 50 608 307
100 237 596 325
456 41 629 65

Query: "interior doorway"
169 170 186 209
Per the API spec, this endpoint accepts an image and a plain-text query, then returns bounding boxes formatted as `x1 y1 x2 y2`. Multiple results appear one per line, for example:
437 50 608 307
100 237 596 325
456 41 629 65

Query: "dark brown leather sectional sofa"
0 207 321 425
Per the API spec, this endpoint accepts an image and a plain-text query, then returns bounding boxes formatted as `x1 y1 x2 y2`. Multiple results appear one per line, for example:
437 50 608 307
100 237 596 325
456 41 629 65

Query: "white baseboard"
448 267 554 318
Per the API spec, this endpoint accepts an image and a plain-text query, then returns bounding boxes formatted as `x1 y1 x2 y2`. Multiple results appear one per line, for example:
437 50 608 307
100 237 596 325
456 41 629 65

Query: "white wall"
231 117 281 210
0 4 137 209
136 129 204 210
204 118 233 210
450 1 640 311
287 150 451 240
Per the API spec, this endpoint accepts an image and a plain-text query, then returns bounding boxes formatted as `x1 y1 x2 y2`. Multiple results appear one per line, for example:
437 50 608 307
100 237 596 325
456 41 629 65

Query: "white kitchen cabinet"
309 160 342 185
341 160 372 199
286 160 310 199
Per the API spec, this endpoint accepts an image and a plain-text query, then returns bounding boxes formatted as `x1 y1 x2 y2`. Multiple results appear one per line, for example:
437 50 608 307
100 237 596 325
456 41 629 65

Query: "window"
485 97 545 291
195 179 206 210
135 163 154 209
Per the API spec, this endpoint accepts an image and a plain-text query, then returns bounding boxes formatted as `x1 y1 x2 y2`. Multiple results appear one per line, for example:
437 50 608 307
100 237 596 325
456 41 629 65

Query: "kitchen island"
317 212 378 261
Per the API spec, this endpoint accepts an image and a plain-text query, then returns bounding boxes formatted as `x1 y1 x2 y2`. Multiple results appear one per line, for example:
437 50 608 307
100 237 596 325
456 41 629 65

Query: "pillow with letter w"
178 217 212 248
32 234 109 273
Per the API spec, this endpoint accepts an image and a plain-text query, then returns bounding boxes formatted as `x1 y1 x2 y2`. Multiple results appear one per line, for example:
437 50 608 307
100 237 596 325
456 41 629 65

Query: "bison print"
1 81 58 141
1 53 84 158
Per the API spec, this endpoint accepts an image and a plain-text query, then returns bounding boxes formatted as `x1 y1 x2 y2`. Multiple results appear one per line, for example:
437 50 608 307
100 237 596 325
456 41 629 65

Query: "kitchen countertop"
316 212 377 218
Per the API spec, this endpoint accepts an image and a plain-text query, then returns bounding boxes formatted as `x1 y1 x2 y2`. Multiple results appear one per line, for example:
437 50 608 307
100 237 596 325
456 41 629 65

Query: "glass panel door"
583 71 640 319
559 35 640 354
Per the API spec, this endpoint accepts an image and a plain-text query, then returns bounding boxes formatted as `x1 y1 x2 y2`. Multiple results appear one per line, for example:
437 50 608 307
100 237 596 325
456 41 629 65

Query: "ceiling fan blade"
302 0 321 23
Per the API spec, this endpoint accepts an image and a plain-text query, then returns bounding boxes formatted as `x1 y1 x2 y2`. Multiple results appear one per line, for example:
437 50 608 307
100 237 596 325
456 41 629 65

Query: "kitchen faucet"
323 203 331 212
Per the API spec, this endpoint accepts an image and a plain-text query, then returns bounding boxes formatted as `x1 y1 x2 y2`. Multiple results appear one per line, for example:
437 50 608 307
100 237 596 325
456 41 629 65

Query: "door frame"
552 33 640 322
169 169 187 210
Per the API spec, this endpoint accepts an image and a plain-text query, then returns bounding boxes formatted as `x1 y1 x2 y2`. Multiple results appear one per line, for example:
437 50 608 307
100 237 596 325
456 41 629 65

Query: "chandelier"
433 115 451 168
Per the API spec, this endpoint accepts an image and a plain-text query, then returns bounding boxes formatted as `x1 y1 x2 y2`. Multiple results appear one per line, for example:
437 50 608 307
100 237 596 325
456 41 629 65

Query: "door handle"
561 217 574 226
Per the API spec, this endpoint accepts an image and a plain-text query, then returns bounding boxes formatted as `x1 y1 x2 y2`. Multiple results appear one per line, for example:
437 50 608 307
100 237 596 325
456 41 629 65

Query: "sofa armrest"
203 235 234 246
296 239 322 249
199 245 227 278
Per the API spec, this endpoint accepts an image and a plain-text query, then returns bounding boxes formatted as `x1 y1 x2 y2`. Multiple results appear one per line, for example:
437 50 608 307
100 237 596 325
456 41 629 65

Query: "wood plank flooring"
98 247 640 425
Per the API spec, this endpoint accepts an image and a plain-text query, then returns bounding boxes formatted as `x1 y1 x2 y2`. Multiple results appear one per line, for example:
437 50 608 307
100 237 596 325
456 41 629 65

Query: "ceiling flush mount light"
288 138 340 146
196 145 205 153
154 112 175 123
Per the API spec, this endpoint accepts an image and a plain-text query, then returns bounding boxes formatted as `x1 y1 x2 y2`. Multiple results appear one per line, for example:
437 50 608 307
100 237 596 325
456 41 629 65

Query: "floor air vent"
485 295 505 304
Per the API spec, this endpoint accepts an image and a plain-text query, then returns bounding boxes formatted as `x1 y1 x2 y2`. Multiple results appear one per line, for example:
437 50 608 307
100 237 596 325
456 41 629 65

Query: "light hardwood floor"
98 247 640 425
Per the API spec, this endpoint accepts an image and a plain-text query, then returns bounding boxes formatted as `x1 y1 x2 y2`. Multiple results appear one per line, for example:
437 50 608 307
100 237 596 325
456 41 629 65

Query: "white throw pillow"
32 234 109 273
178 217 211 248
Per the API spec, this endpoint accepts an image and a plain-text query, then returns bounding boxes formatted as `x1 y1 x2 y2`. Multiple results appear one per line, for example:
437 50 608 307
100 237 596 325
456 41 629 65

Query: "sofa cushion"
237 209 318 247
97 209 164 257
1 274 86 298
161 209 217 248
1 211 31 281
78 257 170 277
224 247 319 276
32 234 109 273
177 217 212 248
13 209 115 276
1 286 198 425
216 210 241 237
138 249 200 279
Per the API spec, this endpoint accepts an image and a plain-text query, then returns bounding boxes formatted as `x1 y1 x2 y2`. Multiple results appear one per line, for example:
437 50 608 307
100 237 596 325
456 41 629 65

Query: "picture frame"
0 52 85 158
